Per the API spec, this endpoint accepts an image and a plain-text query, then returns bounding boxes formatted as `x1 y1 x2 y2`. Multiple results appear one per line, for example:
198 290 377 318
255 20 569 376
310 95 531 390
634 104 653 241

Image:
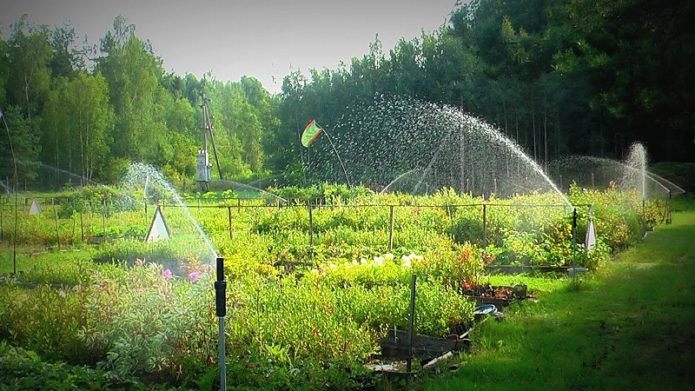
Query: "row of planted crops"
0 184 667 389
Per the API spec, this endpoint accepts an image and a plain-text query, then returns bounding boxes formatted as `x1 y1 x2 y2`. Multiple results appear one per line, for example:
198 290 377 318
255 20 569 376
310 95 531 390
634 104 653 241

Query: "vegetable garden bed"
462 283 528 307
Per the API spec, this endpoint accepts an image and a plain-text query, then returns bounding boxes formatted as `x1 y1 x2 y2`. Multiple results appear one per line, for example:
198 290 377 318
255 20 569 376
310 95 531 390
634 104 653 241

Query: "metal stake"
308 204 314 248
571 208 578 284
214 257 227 390
388 205 394 251
407 274 417 373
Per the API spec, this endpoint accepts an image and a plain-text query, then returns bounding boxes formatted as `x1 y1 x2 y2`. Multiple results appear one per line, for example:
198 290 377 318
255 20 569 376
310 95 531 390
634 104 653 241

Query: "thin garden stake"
102 197 106 240
53 198 60 250
319 126 352 188
308 204 314 248
407 274 417 373
482 202 488 244
13 194 17 275
388 205 394 251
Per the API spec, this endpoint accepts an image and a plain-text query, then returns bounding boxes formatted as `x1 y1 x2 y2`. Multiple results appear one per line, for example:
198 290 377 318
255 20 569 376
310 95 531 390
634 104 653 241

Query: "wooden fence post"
53 198 60 250
482 202 488 244
308 203 314 248
102 197 106 239
227 206 233 240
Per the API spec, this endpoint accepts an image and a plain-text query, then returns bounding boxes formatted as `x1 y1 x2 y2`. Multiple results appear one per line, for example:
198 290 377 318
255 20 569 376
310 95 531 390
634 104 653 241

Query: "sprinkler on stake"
571 208 578 284
214 256 227 390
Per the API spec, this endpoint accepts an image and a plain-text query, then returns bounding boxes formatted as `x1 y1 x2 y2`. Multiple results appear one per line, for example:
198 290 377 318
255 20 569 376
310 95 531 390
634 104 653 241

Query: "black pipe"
571 208 578 282
215 257 226 317
572 207 577 235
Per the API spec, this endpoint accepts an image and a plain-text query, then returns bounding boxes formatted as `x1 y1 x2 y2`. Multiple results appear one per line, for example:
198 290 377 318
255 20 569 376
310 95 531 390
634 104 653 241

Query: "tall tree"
41 72 113 183
0 106 41 184
549 0 695 160
49 23 82 78
6 15 53 123
96 16 163 161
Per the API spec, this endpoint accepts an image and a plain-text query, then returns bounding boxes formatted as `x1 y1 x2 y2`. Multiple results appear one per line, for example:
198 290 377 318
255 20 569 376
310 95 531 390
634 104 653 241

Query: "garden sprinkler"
571 208 578 284
215 256 227 390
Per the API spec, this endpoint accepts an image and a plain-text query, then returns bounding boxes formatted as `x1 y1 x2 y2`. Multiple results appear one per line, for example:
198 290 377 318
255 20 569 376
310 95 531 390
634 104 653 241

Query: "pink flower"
162 269 172 280
188 271 201 283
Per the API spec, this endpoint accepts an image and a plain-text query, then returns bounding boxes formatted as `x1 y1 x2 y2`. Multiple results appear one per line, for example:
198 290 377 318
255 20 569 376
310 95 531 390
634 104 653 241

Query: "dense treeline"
0 16 278 188
273 0 695 180
1 0 693 188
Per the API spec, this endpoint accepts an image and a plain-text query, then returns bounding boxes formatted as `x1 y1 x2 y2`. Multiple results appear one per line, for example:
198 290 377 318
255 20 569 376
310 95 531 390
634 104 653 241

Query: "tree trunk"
24 73 32 123
79 107 85 186
503 99 508 135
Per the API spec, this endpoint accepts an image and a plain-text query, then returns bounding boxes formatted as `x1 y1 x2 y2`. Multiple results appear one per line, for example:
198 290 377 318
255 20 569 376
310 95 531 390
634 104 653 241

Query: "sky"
0 0 460 94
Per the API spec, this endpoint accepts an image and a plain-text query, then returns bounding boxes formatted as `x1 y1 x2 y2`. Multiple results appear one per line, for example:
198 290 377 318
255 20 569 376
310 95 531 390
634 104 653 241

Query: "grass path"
424 207 695 390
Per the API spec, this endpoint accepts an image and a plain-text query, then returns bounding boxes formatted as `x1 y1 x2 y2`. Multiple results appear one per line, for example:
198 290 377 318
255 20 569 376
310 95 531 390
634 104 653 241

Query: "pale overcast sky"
0 0 460 94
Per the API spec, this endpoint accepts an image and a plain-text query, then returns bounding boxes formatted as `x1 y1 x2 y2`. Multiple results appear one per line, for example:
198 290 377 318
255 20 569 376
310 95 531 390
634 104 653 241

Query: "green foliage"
0 342 144 390
268 183 374 204
424 207 695 390
41 72 114 184
0 185 661 389
0 105 41 182
0 255 474 388
568 183 644 249
3 3 693 189
0 15 281 188
0 283 95 363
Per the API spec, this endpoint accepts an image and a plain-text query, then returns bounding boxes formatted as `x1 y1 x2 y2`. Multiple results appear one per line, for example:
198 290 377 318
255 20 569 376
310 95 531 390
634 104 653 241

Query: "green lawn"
424 201 695 390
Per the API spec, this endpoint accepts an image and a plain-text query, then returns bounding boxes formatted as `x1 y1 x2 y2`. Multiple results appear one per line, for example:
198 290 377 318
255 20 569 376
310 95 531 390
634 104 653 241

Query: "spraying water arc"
335 96 572 208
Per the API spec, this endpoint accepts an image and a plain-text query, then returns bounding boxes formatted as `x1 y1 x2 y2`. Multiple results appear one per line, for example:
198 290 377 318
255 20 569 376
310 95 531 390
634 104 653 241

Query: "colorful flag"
301 119 323 147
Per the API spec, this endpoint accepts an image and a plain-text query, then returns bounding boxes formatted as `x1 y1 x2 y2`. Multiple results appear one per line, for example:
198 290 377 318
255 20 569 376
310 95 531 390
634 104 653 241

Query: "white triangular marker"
585 205 596 251
585 220 596 251
29 199 41 215
145 205 171 242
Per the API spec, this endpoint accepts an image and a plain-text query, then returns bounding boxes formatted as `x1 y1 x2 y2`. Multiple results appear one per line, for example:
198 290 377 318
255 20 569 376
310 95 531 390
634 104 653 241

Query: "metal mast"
196 89 224 191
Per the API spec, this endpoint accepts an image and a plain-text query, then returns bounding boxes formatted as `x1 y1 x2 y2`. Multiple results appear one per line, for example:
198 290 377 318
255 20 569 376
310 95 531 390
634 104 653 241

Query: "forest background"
0 0 692 189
